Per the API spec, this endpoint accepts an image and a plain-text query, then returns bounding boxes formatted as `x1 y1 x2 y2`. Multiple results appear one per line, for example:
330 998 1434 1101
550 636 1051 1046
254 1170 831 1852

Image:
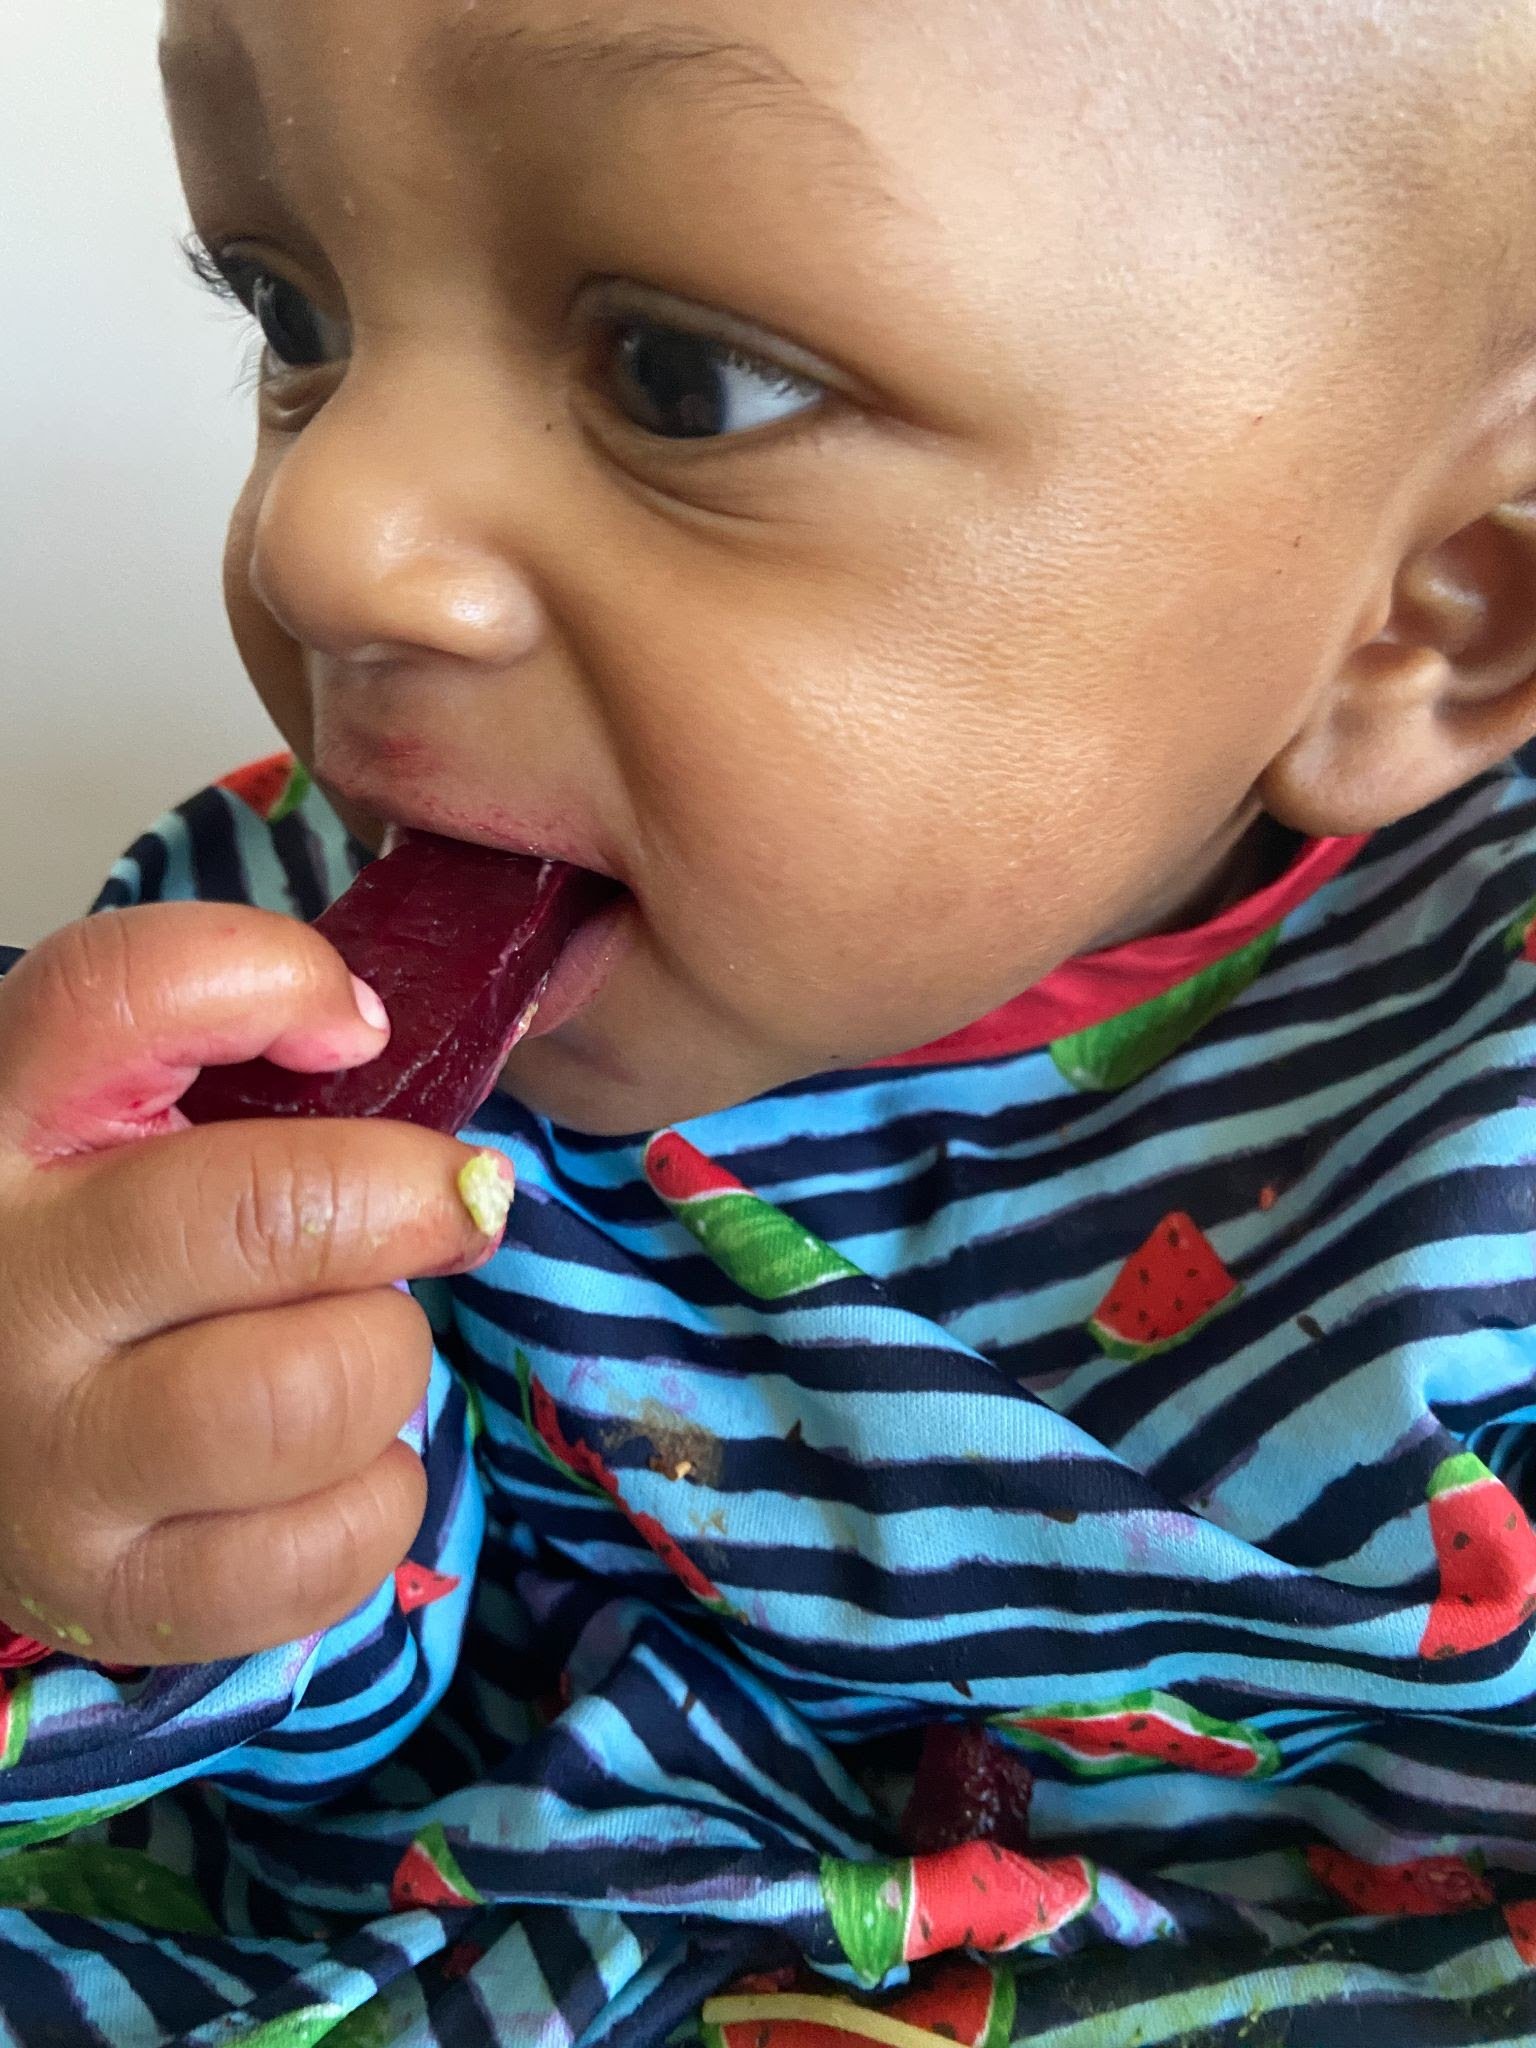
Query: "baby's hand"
0 904 504 1667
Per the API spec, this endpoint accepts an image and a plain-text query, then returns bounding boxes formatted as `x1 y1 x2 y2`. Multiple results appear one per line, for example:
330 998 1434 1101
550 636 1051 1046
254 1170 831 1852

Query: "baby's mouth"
371 821 637 1042
519 890 637 1041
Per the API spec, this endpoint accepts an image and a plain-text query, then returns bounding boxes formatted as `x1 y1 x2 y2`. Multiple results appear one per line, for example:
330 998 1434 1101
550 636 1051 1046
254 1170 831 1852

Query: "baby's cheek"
224 465 312 753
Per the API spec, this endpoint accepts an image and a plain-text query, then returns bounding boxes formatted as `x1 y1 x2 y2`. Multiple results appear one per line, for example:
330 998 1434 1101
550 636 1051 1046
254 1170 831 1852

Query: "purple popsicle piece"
179 831 619 1135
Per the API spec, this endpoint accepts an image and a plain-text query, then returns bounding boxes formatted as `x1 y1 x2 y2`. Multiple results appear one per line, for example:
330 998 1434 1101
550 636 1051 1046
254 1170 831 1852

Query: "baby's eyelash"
181 235 241 303
181 236 266 396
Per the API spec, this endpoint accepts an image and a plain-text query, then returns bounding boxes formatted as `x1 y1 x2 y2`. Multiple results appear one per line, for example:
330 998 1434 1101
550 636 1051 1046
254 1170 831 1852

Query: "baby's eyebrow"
438 16 902 213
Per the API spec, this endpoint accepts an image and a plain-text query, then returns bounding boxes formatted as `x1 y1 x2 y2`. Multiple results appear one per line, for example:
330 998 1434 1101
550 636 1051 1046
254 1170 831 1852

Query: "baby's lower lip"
524 896 637 1039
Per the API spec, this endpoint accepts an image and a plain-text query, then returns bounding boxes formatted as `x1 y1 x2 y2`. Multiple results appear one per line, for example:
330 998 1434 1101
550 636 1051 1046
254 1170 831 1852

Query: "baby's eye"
237 266 349 370
185 242 348 372
602 321 824 441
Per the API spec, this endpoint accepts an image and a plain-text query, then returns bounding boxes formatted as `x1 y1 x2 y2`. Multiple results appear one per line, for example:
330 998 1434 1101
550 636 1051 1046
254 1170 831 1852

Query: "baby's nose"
244 386 546 673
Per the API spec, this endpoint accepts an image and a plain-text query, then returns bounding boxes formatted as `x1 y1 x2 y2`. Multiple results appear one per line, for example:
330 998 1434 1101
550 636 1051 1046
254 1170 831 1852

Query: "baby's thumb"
0 903 389 1163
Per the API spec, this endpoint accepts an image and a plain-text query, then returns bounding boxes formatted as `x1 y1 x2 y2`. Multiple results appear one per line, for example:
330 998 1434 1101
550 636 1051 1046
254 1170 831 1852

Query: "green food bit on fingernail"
155 1622 174 1641
458 1152 513 1238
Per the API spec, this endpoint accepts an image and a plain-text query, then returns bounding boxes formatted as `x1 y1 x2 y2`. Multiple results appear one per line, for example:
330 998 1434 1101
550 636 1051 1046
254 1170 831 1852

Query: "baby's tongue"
179 831 619 1134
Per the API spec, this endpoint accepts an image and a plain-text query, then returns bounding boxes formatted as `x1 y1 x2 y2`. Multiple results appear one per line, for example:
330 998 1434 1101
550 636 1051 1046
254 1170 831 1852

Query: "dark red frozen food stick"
179 832 618 1135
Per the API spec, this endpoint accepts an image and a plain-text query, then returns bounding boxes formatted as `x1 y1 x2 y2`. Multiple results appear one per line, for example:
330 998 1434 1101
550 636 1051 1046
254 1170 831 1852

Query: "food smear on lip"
178 830 622 1135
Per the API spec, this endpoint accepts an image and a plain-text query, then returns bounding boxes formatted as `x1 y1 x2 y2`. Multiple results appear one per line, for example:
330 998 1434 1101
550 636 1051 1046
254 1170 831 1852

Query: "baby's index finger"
26 1117 512 1351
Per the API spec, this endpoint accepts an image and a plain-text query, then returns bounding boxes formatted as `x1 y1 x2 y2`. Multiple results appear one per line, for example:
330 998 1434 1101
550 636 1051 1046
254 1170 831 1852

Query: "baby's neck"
1090 808 1303 956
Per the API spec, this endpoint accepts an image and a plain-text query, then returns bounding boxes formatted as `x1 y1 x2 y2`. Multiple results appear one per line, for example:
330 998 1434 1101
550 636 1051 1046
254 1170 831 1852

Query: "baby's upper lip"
321 766 626 884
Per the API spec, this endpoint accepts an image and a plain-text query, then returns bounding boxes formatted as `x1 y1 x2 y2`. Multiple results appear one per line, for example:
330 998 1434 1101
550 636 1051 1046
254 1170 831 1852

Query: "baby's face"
164 0 1420 1135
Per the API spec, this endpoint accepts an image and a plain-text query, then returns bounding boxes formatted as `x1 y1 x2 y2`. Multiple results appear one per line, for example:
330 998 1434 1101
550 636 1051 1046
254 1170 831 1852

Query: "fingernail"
351 975 391 1034
457 1150 516 1238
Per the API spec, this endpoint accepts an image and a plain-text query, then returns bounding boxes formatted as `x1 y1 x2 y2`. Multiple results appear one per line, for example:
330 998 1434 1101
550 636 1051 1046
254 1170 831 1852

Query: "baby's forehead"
163 0 1533 391
159 0 1483 188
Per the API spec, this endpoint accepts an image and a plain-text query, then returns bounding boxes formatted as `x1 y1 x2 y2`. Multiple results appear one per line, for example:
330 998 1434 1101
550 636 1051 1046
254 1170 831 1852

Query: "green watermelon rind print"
0 1677 31 1773
0 1797 142 1854
666 1190 864 1303
1506 894 1536 956
1428 1451 1493 1499
991 1689 1282 1782
1051 925 1281 1095
224 2007 355 2048
820 1854 910 1987
981 1964 1018 2048
0 1843 218 1935
267 759 313 824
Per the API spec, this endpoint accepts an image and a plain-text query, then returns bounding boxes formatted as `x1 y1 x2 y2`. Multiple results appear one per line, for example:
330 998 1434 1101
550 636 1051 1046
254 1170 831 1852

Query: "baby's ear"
1262 448 1536 837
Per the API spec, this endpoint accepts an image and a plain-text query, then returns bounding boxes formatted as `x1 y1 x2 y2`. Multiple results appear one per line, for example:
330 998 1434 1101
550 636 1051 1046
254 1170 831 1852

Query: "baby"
2 0 1536 2040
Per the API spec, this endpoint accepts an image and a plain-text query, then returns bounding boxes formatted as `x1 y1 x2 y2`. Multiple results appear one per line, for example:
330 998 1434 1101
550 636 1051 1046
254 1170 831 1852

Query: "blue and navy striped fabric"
5 755 1536 2042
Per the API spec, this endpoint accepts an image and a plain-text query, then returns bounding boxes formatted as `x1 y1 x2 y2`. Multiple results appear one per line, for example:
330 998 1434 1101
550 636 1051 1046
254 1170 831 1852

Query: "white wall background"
1 1 281 946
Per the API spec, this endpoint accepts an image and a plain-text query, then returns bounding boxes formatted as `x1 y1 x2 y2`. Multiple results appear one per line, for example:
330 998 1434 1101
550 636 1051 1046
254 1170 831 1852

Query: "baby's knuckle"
351 1282 432 1379
14 916 132 1046
270 1499 373 1623
142 1332 236 1485
341 1455 422 1586
98 1536 162 1655
233 1136 350 1289
261 1312 361 1472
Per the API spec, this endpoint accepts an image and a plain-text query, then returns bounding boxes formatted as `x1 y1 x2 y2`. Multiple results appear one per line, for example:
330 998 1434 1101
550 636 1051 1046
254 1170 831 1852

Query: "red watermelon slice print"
1418 1453 1536 1659
702 1959 1016 2047
1306 1845 1492 1918
515 1353 737 1617
992 1690 1280 1782
388 1823 483 1913
821 1842 1095 1987
217 753 311 824
892 1959 1017 2047
1505 1897 1536 1965
394 1563 460 1615
0 1624 51 1673
1088 1214 1239 1362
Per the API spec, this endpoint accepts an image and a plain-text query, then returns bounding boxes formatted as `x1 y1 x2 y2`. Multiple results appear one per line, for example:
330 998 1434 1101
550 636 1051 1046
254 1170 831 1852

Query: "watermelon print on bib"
5 751 1536 2042
0 1678 31 1773
1418 1453 1536 1659
1050 925 1281 1094
820 1844 1097 1986
992 1691 1281 1782
1305 1846 1494 1920
702 1958 1018 2048
1086 1213 1240 1361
